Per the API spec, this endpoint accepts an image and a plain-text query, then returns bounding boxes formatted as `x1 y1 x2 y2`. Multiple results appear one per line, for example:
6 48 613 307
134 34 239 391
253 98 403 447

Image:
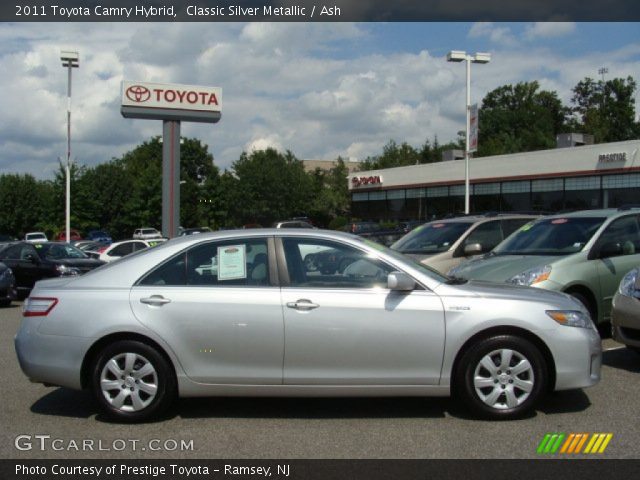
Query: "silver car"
15 229 601 422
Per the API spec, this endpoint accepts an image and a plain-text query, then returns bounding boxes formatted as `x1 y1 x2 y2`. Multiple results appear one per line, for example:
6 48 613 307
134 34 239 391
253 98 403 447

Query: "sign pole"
162 120 181 238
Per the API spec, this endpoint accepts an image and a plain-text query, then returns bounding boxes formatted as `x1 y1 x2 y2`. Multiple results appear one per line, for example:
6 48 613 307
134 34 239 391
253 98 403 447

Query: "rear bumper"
14 317 88 390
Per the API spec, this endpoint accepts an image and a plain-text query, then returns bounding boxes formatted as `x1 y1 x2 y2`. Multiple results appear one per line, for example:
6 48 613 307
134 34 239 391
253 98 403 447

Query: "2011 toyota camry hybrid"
15 229 601 422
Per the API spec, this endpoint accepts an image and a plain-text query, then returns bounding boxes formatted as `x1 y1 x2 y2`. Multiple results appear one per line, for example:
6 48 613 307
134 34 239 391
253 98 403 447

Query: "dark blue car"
86 230 113 246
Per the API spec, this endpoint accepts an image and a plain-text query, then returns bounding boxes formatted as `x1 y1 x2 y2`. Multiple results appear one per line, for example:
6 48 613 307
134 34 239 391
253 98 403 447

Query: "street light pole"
447 50 490 214
61 51 79 243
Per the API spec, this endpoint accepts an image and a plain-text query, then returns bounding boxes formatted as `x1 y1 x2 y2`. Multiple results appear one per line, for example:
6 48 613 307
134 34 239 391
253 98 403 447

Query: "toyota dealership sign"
121 81 222 123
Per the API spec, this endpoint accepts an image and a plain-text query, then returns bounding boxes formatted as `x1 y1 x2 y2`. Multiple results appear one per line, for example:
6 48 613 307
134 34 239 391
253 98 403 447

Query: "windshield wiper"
445 275 468 285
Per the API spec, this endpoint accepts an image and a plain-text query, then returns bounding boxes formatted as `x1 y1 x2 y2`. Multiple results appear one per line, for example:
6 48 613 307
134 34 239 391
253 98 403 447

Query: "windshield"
361 238 450 283
27 233 46 240
37 243 88 260
494 217 606 256
391 222 470 254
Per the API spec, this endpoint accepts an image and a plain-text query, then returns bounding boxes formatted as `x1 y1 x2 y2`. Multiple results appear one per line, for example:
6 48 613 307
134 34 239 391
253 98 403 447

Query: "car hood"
438 279 572 305
454 254 560 281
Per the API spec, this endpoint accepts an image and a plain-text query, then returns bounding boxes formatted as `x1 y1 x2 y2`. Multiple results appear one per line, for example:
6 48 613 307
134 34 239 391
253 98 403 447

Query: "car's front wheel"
92 340 176 422
456 335 547 419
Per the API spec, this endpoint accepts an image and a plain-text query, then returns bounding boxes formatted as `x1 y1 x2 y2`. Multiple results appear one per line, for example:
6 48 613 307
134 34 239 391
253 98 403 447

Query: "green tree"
0 174 52 237
568 76 639 142
478 81 567 156
228 148 314 226
360 140 421 170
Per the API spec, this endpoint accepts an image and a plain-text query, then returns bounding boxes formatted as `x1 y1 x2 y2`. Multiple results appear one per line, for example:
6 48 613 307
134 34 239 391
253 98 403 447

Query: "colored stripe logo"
537 433 613 454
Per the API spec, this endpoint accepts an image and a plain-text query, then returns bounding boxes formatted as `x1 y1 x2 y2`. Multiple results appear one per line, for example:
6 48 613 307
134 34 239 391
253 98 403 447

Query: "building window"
502 180 531 193
386 189 405 200
449 185 465 196
602 173 640 189
368 191 386 200
474 183 500 195
565 176 600 191
427 186 448 198
406 188 426 198
532 178 563 192
352 192 368 202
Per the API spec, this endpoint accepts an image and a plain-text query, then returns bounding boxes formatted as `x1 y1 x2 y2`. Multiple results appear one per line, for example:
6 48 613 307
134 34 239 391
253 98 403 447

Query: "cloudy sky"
0 22 638 178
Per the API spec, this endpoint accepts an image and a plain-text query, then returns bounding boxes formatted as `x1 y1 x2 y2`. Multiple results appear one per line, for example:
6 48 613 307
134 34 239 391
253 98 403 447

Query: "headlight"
508 265 551 286
546 310 592 328
618 268 639 297
55 264 80 276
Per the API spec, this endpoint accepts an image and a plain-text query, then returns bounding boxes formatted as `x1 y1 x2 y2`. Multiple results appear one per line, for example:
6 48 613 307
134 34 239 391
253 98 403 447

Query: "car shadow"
537 389 592 415
602 347 640 373
30 388 593 423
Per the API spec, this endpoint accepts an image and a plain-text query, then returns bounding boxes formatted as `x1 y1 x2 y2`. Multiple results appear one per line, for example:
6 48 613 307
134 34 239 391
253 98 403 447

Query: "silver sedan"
15 229 601 422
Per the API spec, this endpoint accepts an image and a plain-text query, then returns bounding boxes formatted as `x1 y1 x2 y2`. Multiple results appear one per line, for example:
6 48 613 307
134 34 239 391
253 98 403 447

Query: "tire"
455 335 547 419
92 340 176 422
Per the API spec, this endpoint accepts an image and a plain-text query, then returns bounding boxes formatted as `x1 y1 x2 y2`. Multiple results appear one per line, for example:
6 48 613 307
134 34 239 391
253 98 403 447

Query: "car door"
591 214 640 321
278 236 445 385
0 243 42 290
129 236 284 384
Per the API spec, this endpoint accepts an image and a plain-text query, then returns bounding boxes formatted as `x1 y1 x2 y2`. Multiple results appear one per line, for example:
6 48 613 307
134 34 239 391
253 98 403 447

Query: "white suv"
24 232 48 243
133 228 162 240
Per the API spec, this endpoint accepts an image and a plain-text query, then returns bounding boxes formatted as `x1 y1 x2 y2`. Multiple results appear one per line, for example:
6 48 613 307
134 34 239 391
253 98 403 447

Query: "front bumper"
612 292 640 348
547 324 601 390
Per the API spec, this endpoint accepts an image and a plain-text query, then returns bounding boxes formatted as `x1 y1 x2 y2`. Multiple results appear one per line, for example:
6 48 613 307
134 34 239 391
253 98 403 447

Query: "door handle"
286 299 319 311
140 295 171 306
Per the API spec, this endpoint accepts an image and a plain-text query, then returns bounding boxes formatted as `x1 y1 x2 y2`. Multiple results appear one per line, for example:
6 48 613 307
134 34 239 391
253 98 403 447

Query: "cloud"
468 22 517 46
525 22 577 40
0 23 638 180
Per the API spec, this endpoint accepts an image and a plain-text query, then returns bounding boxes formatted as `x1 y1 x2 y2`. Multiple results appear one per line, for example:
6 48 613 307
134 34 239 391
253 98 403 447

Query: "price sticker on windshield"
551 218 569 224
217 245 247 280
432 223 445 229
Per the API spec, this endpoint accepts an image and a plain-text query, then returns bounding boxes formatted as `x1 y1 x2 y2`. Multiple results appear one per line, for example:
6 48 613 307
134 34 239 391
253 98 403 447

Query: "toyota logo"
126 85 151 103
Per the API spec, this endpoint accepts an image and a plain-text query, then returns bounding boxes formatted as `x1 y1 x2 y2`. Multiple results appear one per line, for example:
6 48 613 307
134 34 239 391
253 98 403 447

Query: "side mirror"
596 241 623 259
387 271 416 291
464 243 483 256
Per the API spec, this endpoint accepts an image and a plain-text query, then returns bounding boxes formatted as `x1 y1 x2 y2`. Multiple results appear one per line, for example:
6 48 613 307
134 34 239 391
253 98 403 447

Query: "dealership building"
347 137 640 221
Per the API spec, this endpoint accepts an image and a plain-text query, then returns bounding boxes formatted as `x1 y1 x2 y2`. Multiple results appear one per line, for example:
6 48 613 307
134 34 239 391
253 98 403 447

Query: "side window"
132 242 148 252
282 238 394 289
139 238 270 287
597 215 640 257
109 243 133 257
464 221 503 253
2 245 23 260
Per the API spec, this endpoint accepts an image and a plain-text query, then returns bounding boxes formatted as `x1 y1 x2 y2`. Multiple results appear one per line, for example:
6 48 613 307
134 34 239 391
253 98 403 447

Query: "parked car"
73 240 103 259
99 239 167 263
391 214 537 274
612 266 640 355
344 221 405 246
133 228 163 240
86 230 113 246
0 261 16 307
24 232 48 243
397 220 424 234
272 220 315 229
54 229 82 242
16 229 600 422
448 208 640 325
179 227 212 236
0 241 104 297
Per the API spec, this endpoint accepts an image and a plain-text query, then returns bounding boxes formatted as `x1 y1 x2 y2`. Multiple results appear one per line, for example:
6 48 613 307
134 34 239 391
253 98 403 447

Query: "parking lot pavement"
2 302 639 459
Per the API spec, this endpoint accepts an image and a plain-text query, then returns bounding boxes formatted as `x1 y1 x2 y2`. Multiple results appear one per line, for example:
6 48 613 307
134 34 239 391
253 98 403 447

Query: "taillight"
23 297 58 317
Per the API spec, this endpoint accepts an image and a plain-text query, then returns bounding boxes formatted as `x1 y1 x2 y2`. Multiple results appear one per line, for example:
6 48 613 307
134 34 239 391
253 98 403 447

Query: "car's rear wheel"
456 335 547 419
92 340 176 422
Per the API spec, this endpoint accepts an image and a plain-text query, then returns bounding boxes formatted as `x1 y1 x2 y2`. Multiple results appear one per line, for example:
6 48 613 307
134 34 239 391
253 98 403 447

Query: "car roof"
545 208 635 219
